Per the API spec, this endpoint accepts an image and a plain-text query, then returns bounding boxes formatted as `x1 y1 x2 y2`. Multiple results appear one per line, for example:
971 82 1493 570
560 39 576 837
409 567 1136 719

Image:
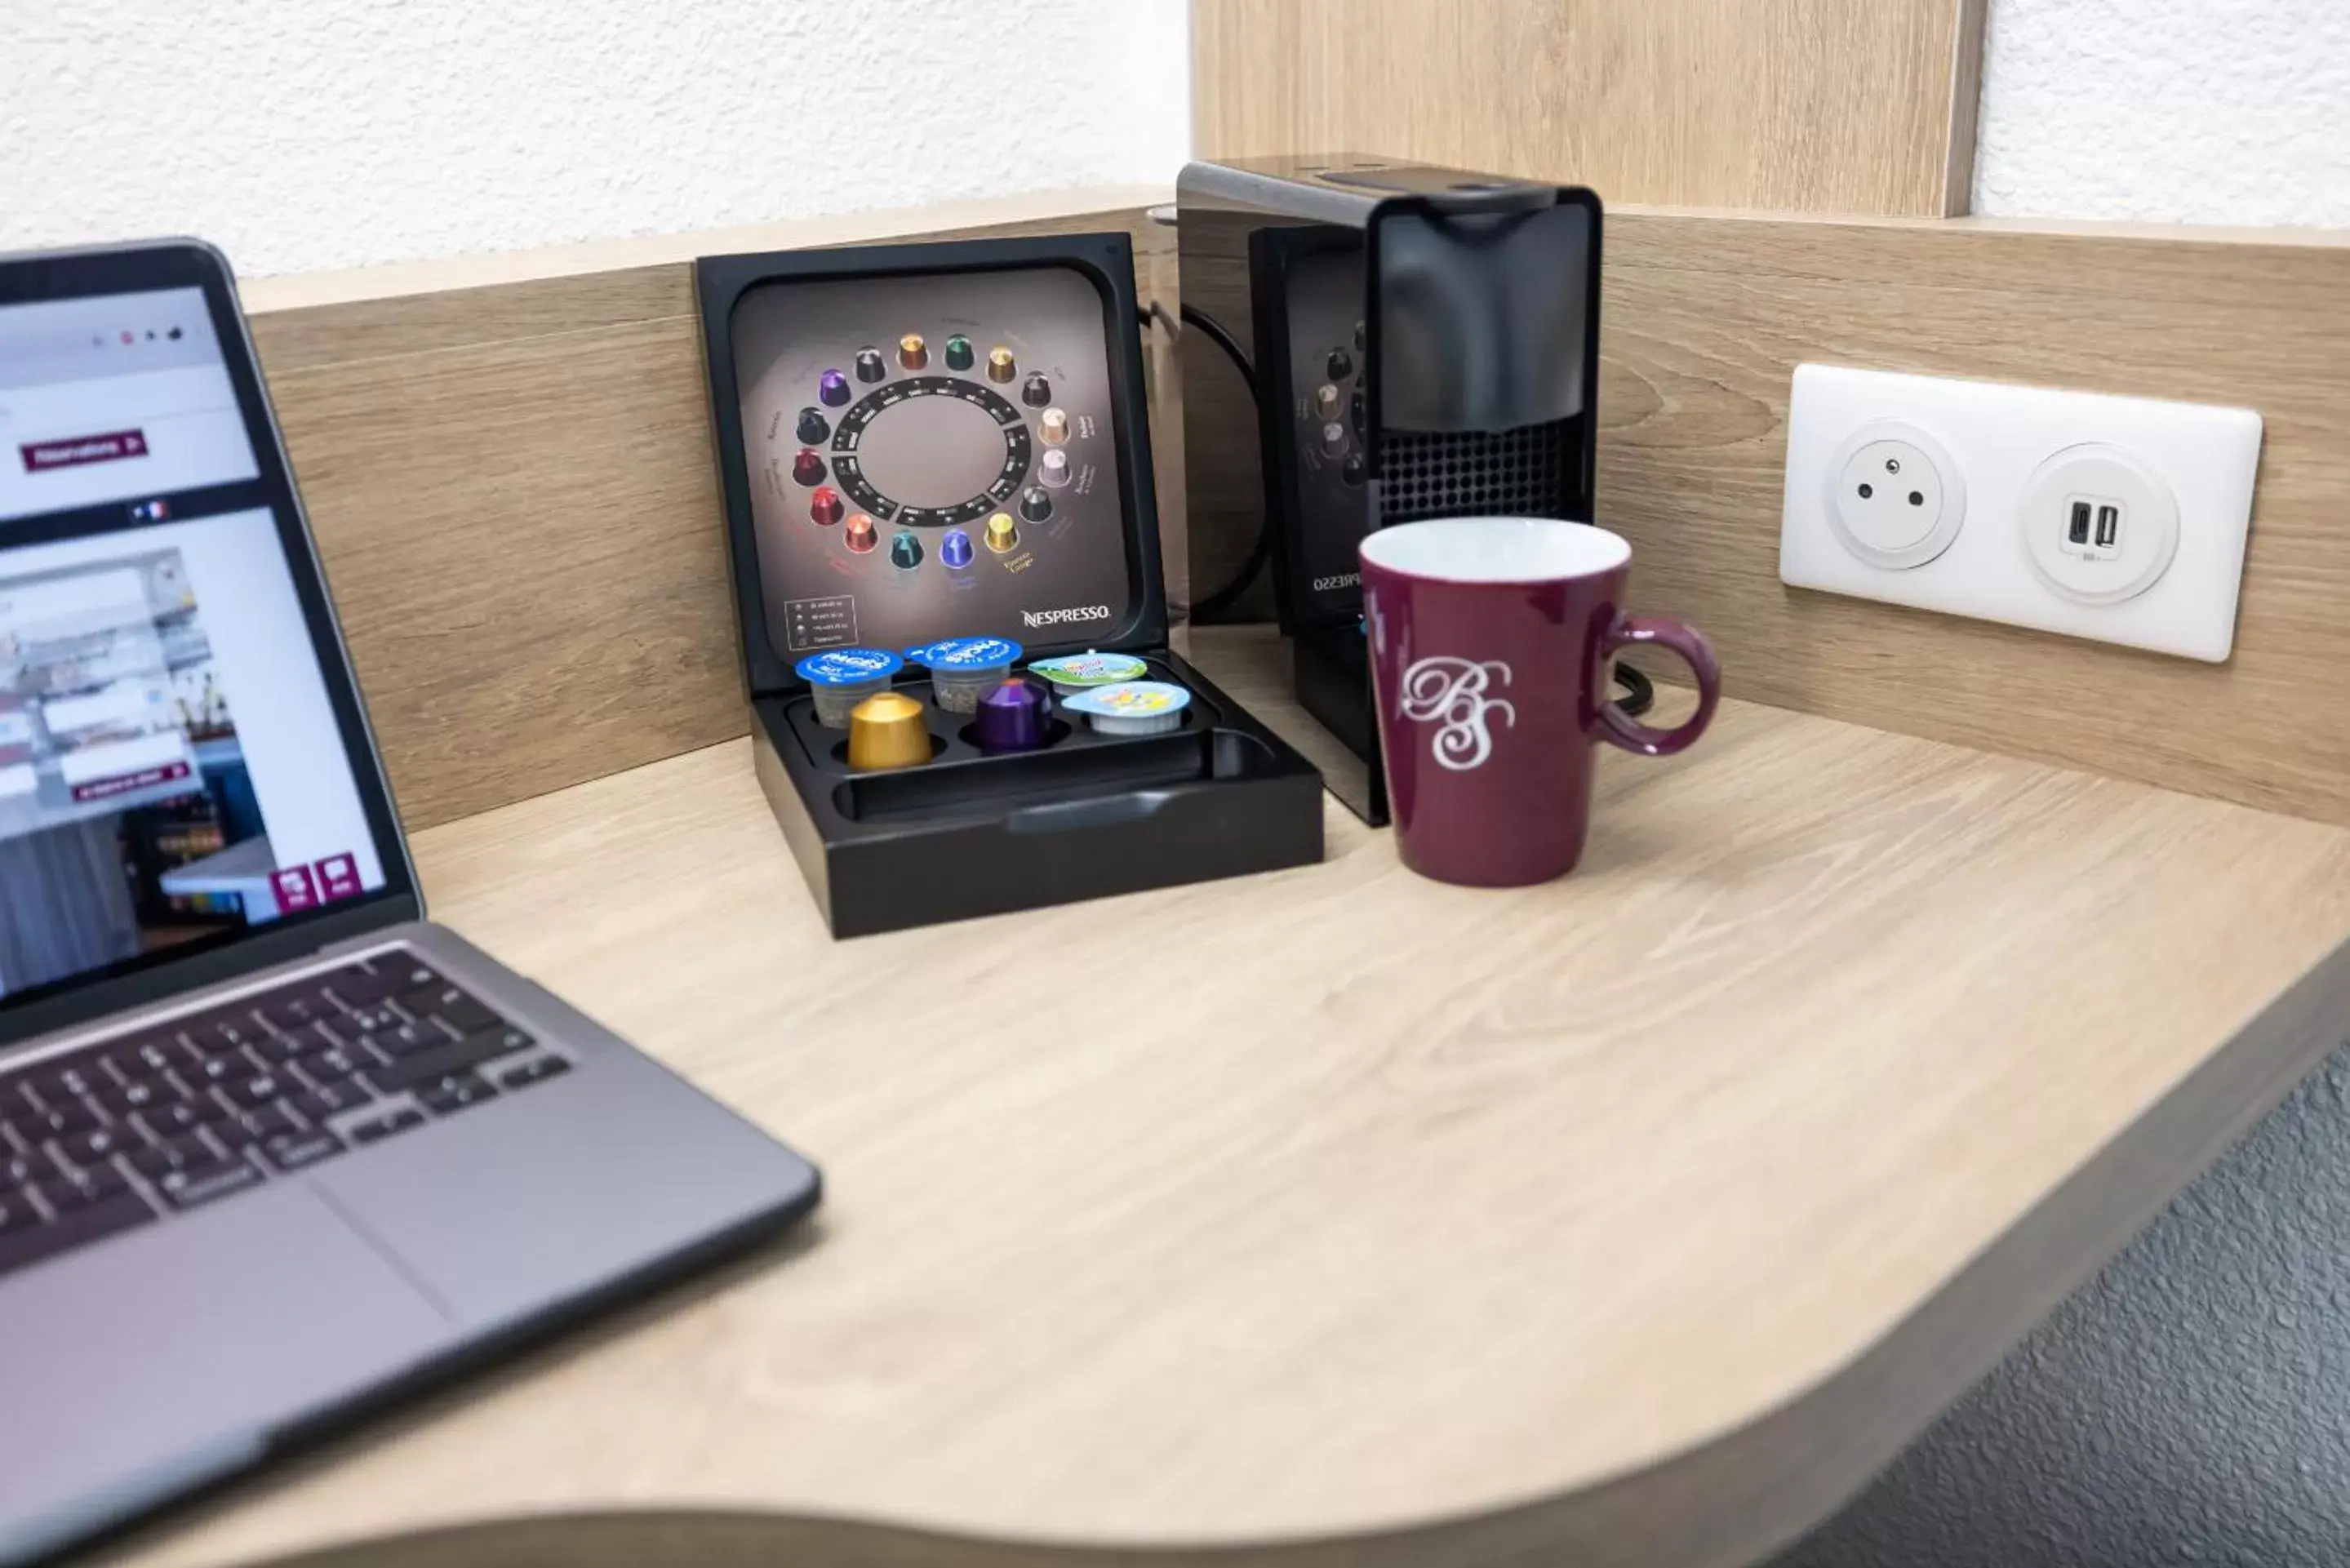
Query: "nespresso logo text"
1023 604 1113 629
1313 572 1361 592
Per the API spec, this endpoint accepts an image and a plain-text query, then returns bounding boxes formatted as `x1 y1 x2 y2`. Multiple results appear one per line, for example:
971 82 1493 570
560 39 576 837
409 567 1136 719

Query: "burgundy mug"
1358 518 1721 886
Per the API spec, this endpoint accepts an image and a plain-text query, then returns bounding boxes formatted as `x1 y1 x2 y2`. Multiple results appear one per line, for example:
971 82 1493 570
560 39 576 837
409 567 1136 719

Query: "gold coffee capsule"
898 332 927 371
847 691 931 771
987 345 1016 384
984 510 1020 553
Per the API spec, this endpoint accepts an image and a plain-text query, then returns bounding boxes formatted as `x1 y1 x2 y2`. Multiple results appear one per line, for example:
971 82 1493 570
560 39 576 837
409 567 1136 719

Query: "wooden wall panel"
1193 0 1987 217
1169 211 2350 827
1594 214 2350 827
242 198 2350 837
243 195 1176 832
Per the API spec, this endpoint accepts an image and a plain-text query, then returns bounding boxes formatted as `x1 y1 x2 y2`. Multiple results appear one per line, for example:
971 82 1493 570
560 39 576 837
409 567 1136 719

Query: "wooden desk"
111 629 2350 1568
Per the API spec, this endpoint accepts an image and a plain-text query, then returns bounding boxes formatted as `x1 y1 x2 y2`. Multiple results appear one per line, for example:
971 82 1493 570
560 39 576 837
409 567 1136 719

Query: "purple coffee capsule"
818 368 851 407
971 677 1051 753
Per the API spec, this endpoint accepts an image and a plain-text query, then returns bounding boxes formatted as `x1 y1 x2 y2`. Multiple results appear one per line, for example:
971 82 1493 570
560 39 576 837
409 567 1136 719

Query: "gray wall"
1776 1037 2350 1567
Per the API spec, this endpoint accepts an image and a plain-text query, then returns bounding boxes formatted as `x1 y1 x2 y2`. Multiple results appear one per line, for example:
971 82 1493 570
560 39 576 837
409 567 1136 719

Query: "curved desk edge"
113 916 2350 1568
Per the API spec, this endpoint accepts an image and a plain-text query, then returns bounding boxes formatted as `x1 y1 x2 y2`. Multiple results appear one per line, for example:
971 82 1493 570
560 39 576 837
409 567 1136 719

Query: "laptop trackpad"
0 1182 448 1555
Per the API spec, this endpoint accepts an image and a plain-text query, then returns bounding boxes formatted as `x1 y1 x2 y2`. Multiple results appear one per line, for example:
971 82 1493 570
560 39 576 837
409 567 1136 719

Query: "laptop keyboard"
0 953 572 1281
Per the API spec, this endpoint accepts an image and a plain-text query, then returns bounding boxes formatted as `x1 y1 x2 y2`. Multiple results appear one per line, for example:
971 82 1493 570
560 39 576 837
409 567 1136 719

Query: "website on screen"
0 287 386 1002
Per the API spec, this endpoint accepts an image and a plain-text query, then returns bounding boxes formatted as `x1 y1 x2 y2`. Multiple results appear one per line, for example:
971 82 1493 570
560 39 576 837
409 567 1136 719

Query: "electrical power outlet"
1779 366 2263 662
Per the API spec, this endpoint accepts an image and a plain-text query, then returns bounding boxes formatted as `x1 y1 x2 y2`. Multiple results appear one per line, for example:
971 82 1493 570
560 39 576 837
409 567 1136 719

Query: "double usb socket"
2064 497 2124 561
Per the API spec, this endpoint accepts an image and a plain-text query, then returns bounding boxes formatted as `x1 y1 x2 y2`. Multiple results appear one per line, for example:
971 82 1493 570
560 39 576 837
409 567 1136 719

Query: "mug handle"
1596 615 1721 757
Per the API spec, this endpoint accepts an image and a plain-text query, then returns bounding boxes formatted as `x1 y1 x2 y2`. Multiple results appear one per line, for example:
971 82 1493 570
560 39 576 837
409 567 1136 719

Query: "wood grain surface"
240 192 1177 835
1192 0 1987 216
106 629 2350 1568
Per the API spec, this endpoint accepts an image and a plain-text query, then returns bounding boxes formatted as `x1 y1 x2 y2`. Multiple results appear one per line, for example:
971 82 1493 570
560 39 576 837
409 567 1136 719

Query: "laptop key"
94 1077 175 1119
28 1101 97 1139
337 1004 403 1037
369 1020 454 1060
294 1044 376 1086
326 967 399 1006
0 1193 32 1234
498 1055 573 1090
347 1106 427 1145
0 1192 155 1279
27 1063 103 1104
187 1053 246 1086
251 990 330 1033
373 1028 534 1093
57 1126 124 1166
289 1083 371 1122
227 1104 300 1144
118 1038 193 1077
252 1029 315 1064
156 1159 262 1211
260 1130 343 1172
399 984 500 1035
417 1073 499 1116
185 1015 261 1056
226 1072 287 1109
2 1149 56 1188
138 1099 224 1138
287 1020 348 1053
130 1135 219 1180
38 1164 127 1211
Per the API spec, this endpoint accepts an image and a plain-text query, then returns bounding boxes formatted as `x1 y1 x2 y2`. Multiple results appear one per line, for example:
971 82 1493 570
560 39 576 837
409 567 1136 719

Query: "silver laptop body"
0 241 820 1564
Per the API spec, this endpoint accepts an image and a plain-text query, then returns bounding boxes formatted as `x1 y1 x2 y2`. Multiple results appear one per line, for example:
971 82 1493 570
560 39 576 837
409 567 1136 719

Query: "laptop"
0 240 822 1564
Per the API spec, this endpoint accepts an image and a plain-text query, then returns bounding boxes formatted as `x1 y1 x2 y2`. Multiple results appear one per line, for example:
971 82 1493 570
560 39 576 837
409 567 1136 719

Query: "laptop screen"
0 277 398 1011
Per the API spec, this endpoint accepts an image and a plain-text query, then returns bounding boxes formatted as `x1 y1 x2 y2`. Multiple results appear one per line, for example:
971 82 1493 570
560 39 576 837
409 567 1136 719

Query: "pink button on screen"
270 865 320 914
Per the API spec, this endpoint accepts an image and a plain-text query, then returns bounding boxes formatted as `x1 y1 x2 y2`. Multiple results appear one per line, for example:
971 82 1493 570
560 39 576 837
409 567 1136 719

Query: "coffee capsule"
908 635 1023 713
971 678 1051 753
795 647 904 729
1063 681 1192 737
846 691 932 771
1028 651 1148 702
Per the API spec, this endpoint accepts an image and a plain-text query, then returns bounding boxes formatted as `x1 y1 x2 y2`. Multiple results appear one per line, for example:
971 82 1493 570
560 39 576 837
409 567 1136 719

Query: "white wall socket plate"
1779 364 2263 662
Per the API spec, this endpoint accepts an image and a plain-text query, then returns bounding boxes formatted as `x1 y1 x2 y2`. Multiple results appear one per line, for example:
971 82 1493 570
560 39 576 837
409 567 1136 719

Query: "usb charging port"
2094 504 2121 551
2068 501 2092 547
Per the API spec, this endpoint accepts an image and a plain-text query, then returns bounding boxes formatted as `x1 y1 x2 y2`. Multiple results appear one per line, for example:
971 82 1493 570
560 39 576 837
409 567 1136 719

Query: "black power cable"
1138 303 1273 619
1612 662 1656 718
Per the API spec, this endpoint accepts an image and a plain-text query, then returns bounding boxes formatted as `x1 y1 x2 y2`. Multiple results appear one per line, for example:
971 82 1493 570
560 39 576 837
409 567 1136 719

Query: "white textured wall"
1975 0 2350 224
0 0 1189 277
13 0 2343 278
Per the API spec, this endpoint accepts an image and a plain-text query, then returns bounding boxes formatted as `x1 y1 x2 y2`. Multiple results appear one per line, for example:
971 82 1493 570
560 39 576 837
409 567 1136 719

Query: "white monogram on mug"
1398 656 1516 771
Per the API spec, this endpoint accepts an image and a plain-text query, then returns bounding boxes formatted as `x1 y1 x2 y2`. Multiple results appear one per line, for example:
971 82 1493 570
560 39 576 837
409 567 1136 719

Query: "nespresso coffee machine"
1174 155 1609 824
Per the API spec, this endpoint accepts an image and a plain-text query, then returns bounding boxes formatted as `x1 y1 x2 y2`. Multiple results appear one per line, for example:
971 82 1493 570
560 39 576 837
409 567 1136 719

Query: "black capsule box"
696 233 1324 937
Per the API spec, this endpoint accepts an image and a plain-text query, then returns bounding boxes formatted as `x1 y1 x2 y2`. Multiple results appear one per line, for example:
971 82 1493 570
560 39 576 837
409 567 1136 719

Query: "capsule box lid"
697 232 1168 698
